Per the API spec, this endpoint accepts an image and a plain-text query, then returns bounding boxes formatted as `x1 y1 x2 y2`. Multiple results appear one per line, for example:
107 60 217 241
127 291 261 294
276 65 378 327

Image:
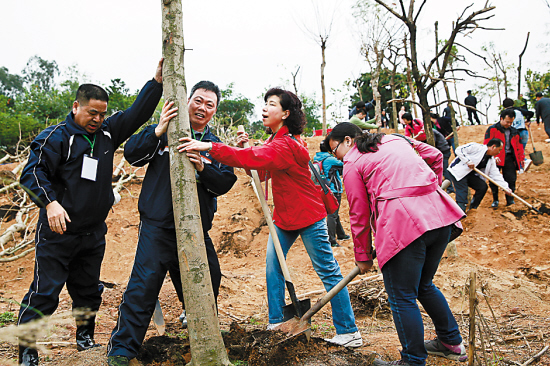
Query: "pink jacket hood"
343 135 465 269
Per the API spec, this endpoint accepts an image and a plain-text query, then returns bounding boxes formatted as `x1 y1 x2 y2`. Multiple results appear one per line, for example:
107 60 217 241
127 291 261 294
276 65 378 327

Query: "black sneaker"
19 346 39 366
76 328 100 351
491 201 499 208
331 242 341 247
425 338 467 362
179 310 188 328
107 355 130 366
506 199 515 206
337 235 351 240
373 359 410 365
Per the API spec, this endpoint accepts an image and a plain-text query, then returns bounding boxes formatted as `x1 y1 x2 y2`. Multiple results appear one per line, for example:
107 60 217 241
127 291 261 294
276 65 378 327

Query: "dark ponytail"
355 133 385 153
325 122 384 154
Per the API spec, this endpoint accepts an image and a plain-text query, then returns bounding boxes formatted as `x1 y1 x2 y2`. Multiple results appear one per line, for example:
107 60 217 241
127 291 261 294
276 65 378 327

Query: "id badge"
81 155 98 181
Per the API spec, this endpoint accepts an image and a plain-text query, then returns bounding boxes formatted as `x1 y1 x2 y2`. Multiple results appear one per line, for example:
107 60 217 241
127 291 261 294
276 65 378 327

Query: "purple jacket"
343 135 465 269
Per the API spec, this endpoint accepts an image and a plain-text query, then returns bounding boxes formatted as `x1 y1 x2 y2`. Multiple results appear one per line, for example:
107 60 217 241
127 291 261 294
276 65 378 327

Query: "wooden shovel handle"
472 167 535 210
300 266 361 322
527 123 537 152
237 126 293 282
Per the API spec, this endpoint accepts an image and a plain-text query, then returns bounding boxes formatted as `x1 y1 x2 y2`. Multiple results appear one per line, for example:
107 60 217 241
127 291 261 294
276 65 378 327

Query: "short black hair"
75 84 109 104
487 138 503 147
467 90 472 94
355 101 366 109
500 108 515 120
430 112 439 119
401 112 413 121
190 81 222 106
319 141 329 153
502 98 514 108
536 92 543 98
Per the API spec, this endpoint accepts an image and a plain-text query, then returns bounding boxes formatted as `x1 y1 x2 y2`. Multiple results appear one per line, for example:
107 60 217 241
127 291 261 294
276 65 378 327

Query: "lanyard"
82 135 96 157
191 129 206 142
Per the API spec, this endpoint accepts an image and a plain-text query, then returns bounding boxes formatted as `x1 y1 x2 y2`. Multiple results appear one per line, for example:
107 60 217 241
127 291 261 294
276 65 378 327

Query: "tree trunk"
390 60 399 133
517 32 530 99
407 25 434 145
444 82 459 147
372 43 383 128
403 37 419 119
161 1 231 365
321 40 327 136
451 70 464 124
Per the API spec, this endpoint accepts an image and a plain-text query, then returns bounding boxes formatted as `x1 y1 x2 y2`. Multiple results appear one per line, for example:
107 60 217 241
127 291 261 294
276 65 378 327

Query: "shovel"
237 126 310 320
473 167 541 214
527 124 544 166
152 299 165 335
275 266 361 339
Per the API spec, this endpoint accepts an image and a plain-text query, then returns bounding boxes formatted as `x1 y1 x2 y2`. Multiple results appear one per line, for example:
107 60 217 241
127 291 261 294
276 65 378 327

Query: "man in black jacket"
465 90 481 125
107 81 237 366
17 60 164 366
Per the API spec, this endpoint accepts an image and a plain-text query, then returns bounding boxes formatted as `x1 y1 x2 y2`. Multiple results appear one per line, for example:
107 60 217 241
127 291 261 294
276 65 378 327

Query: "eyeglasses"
332 141 342 155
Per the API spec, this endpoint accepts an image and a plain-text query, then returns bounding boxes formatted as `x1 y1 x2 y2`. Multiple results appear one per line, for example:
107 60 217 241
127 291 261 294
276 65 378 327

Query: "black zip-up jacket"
21 79 163 234
124 125 237 232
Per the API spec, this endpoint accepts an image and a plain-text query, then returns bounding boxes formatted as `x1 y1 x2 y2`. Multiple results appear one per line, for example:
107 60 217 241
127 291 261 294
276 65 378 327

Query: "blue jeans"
518 129 528 152
381 226 462 366
266 218 358 334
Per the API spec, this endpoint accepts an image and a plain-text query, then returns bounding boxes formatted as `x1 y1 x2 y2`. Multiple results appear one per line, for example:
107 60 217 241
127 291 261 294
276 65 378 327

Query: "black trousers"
326 193 347 244
467 109 481 125
107 220 221 359
450 171 488 212
18 223 106 326
489 153 516 204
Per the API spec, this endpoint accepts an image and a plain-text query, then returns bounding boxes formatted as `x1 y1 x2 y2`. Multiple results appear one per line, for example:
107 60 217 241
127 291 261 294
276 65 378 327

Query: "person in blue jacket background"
313 141 350 247
106 81 237 366
17 60 165 366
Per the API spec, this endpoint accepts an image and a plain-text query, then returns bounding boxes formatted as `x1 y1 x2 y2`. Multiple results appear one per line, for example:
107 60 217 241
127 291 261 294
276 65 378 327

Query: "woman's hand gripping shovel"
473 167 542 214
237 126 310 324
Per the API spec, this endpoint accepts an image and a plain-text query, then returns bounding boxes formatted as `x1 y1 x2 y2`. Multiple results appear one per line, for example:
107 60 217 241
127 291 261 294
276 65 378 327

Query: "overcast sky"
2 0 549 124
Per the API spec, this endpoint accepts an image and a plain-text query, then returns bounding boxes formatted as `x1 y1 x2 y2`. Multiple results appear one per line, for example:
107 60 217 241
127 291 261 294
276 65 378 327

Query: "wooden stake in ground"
468 271 477 366
161 1 230 365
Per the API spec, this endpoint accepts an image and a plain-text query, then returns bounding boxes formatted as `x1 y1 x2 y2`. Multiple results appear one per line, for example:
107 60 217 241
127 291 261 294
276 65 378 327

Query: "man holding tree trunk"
106 81 236 366
17 60 164 366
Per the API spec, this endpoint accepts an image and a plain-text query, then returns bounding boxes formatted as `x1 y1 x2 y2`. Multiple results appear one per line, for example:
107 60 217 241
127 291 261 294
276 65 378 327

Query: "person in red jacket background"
178 88 361 348
484 109 525 207
402 112 427 142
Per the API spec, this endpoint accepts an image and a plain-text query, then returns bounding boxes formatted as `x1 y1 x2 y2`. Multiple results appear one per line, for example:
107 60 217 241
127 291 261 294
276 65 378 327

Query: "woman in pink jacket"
325 123 466 366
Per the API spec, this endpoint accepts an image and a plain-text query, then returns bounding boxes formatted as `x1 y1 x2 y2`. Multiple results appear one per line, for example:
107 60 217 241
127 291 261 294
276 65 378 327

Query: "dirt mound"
136 323 376 366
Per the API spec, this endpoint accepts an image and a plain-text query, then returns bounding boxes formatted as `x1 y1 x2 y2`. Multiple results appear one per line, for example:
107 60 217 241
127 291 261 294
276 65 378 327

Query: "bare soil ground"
1 124 549 365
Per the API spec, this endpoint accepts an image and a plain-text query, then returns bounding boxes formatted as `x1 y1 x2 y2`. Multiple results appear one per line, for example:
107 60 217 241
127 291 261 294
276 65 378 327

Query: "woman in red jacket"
178 88 361 347
402 112 427 142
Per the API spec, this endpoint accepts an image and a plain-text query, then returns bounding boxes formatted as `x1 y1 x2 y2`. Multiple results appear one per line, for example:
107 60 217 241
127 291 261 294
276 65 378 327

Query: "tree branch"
387 98 427 112
375 0 406 22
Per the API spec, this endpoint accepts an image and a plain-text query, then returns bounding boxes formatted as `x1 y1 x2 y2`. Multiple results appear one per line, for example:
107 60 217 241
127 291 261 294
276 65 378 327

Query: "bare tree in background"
299 0 338 136
354 2 404 127
386 44 406 132
517 32 530 99
372 0 497 145
482 42 516 106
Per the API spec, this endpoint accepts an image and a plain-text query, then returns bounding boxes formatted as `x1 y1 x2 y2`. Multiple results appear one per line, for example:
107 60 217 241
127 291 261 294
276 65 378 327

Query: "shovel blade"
530 151 544 166
152 300 165 336
275 316 311 338
282 298 311 321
